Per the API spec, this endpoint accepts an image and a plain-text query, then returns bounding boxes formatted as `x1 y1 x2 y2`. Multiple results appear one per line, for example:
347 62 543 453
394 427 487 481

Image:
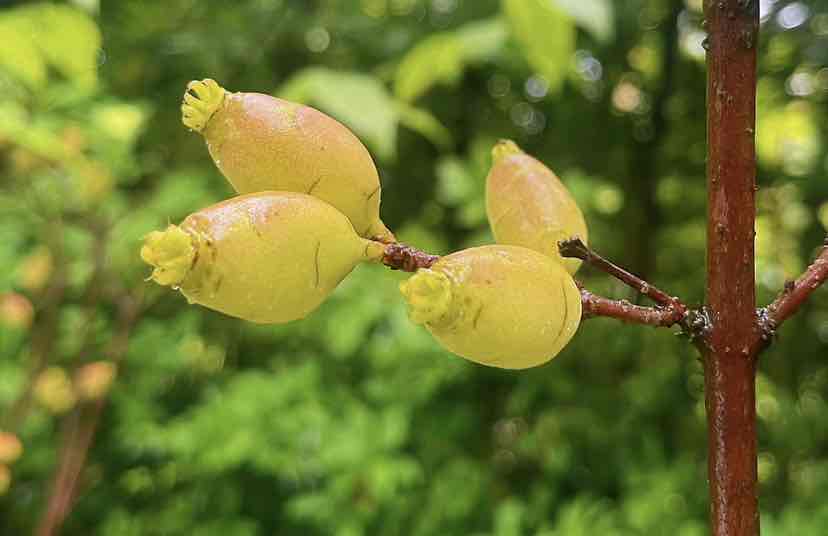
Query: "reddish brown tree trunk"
703 1 761 535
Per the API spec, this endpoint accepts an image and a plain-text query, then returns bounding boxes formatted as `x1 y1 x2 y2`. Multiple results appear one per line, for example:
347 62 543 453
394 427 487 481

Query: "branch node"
756 307 776 342
683 307 713 342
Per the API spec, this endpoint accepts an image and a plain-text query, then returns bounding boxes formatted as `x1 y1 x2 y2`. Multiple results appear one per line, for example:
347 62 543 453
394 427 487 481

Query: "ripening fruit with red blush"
181 79 394 242
486 140 588 274
0 432 22 465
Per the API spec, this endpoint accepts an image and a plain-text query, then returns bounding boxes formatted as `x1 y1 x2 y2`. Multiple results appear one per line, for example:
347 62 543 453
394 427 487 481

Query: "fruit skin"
399 245 581 369
0 432 22 465
486 140 588 274
33 367 76 414
75 361 117 401
182 79 394 242
141 192 385 324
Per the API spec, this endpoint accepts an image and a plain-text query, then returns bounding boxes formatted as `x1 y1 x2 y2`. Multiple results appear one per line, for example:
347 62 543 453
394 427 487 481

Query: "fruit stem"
381 243 440 272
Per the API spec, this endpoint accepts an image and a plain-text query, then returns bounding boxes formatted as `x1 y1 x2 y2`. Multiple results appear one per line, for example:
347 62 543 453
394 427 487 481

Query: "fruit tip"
181 78 227 133
491 139 523 163
140 224 196 287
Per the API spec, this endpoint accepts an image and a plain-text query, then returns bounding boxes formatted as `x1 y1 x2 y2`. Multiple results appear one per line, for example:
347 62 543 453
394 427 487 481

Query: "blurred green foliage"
0 0 827 534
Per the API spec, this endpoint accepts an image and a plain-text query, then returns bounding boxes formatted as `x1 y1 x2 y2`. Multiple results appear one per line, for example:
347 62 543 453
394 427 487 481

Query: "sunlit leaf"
25 3 101 89
395 18 506 102
555 0 614 43
502 0 575 94
277 68 398 161
0 102 69 162
757 101 820 176
90 103 148 144
455 17 509 61
395 34 464 102
0 4 100 91
0 18 46 89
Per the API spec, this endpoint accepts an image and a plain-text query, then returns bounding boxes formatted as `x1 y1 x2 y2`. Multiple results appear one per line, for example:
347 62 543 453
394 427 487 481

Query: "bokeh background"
1 0 827 534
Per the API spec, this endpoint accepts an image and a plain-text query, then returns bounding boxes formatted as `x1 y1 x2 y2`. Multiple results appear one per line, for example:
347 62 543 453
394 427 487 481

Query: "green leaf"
555 0 614 43
0 101 70 162
0 17 47 89
502 0 576 94
90 103 148 144
455 17 509 61
435 156 475 206
395 34 464 102
394 18 506 102
0 4 100 91
394 102 453 150
277 68 398 161
25 4 101 89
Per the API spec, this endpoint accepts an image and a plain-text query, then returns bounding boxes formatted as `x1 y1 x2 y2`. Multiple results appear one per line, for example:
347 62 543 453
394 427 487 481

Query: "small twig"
380 239 695 331
580 288 688 327
559 238 686 311
761 238 828 334
382 243 439 272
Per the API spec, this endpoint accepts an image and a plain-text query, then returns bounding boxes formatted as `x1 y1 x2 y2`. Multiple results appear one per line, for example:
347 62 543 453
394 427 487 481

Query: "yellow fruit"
141 191 385 324
0 292 34 330
18 246 53 292
75 361 117 401
181 79 394 242
486 140 588 274
399 245 581 369
33 367 76 414
0 432 23 465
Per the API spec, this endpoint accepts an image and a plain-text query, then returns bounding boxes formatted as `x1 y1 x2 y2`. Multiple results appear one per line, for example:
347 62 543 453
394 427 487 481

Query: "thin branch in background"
5 220 110 433
625 0 683 279
35 292 142 536
2 231 67 432
761 238 828 333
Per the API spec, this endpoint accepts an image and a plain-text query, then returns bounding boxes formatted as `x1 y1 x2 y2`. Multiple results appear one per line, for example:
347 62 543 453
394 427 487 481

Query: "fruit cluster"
142 80 588 369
